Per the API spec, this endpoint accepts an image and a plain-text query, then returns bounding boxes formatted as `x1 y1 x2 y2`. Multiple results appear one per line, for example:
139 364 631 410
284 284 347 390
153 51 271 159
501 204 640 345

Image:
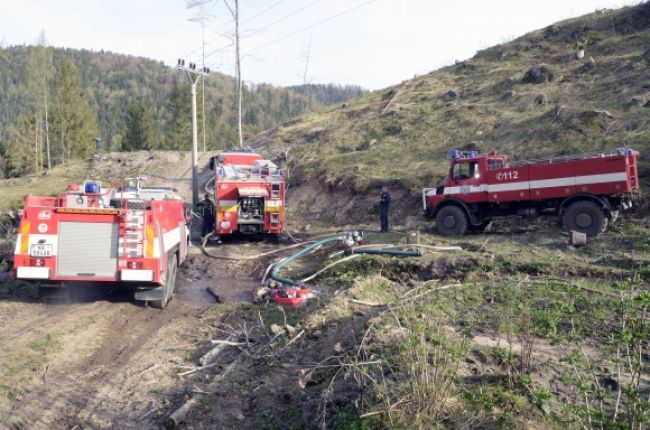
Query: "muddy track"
1 295 205 430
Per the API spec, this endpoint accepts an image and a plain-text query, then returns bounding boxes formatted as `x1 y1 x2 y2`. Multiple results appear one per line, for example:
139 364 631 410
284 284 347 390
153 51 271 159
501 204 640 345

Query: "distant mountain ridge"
0 45 366 155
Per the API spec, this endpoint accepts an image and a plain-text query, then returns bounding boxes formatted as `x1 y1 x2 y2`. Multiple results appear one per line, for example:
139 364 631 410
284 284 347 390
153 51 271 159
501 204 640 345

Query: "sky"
0 0 641 90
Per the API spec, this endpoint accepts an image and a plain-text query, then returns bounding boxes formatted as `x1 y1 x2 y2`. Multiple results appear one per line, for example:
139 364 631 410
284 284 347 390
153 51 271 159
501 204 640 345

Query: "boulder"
580 57 596 73
522 64 558 84
554 104 568 119
591 109 614 119
305 127 326 141
443 89 457 99
504 90 517 99
502 77 517 89
630 96 647 106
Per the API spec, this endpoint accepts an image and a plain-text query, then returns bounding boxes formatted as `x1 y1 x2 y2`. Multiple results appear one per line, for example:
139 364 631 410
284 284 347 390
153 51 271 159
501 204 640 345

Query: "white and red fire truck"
209 150 286 237
13 178 190 308
423 148 640 236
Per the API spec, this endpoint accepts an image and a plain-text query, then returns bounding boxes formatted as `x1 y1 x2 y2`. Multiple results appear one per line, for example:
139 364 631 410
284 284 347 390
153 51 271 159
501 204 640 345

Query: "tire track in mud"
3 299 202 430
0 302 75 344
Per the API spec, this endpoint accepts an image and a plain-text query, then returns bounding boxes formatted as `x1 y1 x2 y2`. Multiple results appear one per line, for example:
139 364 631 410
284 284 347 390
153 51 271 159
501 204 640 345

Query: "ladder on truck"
119 208 145 259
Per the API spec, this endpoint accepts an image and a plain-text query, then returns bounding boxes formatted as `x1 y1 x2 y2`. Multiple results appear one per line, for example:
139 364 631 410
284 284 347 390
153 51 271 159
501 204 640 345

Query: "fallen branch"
209 339 243 346
206 286 225 303
348 299 383 307
278 329 305 354
301 254 361 282
167 360 239 428
137 363 159 377
402 283 463 304
301 360 382 369
178 362 220 377
199 335 236 366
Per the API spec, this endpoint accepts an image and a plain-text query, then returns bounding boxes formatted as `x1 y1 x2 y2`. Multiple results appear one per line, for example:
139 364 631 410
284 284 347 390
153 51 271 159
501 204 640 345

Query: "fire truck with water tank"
13 178 190 308
423 148 640 236
208 150 286 238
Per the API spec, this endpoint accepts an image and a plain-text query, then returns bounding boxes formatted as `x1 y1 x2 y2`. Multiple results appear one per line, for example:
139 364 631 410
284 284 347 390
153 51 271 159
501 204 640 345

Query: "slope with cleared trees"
266 3 650 205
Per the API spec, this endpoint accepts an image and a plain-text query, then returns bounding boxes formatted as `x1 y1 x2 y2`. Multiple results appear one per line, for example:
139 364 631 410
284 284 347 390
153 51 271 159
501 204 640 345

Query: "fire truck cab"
423 148 639 237
13 178 190 308
210 150 286 237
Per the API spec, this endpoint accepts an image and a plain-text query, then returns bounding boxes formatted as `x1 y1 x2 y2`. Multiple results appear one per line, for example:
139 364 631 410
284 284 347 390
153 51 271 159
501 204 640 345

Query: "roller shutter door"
57 222 118 278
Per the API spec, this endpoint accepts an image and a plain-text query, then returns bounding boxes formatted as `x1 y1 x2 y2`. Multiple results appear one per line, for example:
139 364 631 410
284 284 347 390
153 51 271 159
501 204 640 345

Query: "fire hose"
268 234 422 287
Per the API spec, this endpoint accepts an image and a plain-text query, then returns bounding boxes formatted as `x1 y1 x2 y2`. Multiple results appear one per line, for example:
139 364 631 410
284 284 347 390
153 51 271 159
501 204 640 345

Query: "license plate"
30 244 53 257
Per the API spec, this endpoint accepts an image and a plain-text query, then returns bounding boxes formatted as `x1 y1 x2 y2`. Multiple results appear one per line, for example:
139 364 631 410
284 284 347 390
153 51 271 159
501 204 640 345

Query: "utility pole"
177 59 210 208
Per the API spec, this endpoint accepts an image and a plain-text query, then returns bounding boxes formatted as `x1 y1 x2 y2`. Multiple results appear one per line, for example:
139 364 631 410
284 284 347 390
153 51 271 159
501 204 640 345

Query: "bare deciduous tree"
222 0 243 148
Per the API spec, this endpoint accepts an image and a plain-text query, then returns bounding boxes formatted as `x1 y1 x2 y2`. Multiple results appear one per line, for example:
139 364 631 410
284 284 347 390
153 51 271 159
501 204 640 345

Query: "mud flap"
134 286 165 301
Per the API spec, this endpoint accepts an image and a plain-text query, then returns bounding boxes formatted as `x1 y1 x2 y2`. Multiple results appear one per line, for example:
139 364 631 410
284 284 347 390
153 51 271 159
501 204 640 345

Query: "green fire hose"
269 235 421 287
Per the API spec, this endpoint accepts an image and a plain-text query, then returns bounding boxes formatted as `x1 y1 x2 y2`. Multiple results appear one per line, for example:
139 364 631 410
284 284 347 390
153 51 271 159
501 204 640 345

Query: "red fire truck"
209 150 286 237
423 148 640 237
13 178 190 308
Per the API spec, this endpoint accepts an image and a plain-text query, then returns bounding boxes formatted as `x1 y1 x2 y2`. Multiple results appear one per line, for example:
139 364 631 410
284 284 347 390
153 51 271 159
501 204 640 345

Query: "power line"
244 0 381 55
244 0 322 40
241 0 286 25
183 0 286 63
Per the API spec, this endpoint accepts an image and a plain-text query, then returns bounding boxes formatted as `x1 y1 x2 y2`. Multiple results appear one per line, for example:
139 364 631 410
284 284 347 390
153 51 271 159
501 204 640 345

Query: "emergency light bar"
448 149 479 159
84 181 101 194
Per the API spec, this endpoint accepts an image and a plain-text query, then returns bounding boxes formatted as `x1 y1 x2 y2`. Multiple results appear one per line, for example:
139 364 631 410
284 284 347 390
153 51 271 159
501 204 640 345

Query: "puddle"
175 273 257 307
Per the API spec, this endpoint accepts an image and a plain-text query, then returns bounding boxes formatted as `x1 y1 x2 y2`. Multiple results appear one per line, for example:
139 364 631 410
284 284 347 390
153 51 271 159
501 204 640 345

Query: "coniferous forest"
0 44 366 178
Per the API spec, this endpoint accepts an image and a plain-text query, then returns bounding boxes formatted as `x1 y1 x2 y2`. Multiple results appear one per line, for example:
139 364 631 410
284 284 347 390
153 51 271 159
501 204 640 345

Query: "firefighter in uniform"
379 186 391 232
199 193 215 238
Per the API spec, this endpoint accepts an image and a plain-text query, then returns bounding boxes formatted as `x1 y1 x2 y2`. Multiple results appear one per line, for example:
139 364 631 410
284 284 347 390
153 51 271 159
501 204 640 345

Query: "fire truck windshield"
453 161 479 180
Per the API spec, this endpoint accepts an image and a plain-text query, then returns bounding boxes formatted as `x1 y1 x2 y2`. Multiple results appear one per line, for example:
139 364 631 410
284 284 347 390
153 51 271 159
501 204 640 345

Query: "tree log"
166 398 198 429
198 336 235 366
206 286 225 303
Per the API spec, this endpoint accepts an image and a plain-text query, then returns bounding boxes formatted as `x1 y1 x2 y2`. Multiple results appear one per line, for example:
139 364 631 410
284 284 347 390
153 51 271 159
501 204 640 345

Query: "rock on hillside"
260 2 650 202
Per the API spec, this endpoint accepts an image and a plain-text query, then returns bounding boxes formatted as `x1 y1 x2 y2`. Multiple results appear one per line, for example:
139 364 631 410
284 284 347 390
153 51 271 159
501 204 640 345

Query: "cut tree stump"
569 230 587 246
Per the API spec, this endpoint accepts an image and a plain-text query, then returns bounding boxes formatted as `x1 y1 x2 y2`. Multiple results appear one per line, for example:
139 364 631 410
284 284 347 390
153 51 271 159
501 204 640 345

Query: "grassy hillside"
267 3 650 194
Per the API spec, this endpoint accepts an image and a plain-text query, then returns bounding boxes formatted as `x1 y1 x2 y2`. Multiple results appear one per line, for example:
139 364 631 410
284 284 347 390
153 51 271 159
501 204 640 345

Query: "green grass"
0 160 87 211
1 332 61 400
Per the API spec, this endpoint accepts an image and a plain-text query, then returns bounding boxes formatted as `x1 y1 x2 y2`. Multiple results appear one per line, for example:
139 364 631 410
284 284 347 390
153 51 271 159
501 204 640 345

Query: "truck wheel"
435 206 468 236
563 201 608 237
150 254 177 309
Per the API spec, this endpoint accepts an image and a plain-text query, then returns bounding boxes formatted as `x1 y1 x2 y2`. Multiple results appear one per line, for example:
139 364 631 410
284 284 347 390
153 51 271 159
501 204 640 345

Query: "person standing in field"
379 186 391 232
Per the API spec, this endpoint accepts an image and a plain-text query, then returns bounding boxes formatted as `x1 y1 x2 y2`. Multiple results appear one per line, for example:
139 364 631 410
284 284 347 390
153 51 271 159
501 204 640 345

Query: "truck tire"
563 200 608 237
435 205 468 236
150 254 177 309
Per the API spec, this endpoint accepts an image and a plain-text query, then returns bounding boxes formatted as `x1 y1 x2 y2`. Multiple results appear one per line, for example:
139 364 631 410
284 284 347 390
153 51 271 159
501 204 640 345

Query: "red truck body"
13 180 189 307
211 151 286 236
423 148 640 236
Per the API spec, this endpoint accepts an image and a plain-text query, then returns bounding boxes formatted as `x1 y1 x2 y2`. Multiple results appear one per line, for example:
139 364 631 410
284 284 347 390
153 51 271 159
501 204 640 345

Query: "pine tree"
123 100 156 151
25 35 54 172
50 58 98 162
163 81 191 150
1 115 37 177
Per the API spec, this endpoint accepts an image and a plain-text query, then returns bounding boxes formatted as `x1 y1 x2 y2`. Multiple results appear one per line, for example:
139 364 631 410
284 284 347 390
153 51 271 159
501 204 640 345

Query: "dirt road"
0 278 205 429
0 233 278 430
